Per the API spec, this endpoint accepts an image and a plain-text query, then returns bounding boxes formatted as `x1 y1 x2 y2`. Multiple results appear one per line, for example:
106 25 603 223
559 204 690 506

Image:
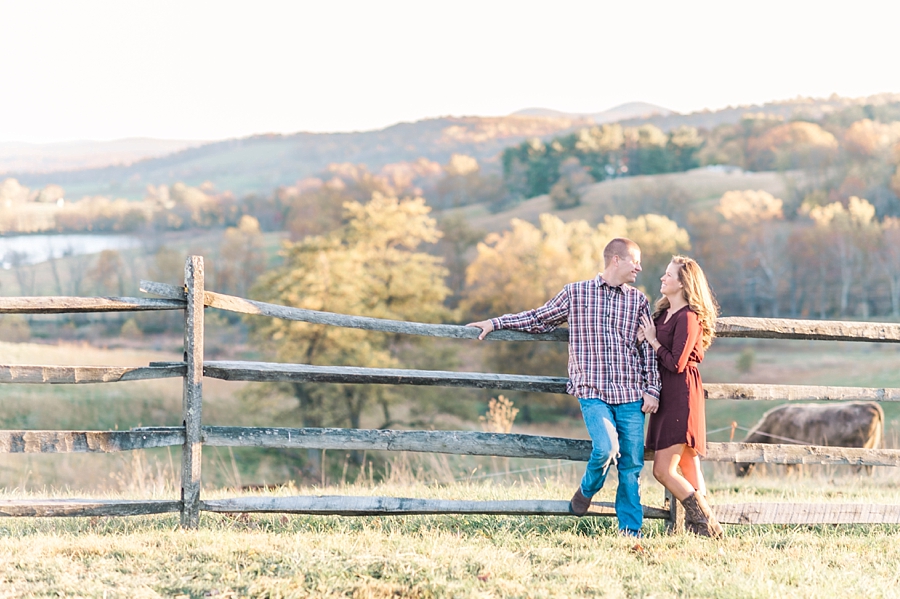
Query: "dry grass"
0 340 252 491
0 475 899 598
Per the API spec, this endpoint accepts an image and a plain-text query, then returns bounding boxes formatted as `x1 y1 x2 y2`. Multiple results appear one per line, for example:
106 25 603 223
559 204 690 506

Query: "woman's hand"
639 314 658 346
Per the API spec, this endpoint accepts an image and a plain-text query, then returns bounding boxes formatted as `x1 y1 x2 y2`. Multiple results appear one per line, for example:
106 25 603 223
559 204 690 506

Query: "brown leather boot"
569 488 592 516
681 492 724 538
697 493 724 538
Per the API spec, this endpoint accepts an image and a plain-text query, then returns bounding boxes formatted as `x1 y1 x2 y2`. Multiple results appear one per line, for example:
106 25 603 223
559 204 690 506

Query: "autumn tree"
435 212 485 307
87 249 126 295
878 217 900 316
248 192 452 432
746 121 838 171
434 154 503 209
595 214 691 291
133 246 186 333
549 157 595 210
212 215 267 298
712 190 788 316
807 196 879 316
0 178 30 205
843 119 895 159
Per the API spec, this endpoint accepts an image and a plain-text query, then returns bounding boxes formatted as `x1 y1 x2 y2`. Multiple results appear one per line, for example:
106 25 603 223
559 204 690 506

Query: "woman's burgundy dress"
645 305 707 456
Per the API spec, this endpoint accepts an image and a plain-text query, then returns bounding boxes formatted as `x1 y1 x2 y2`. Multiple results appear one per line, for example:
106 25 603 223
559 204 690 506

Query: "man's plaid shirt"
490 275 661 404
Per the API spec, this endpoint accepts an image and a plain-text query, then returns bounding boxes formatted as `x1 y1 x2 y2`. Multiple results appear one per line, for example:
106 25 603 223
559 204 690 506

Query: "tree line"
500 101 900 215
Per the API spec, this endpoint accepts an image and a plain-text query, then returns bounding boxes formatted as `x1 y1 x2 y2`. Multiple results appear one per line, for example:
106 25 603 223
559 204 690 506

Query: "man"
467 237 660 537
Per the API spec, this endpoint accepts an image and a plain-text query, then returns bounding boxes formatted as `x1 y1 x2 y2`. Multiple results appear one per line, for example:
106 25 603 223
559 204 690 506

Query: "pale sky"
2 0 899 144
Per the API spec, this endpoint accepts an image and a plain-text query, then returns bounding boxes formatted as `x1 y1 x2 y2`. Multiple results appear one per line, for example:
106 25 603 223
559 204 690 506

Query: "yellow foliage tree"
462 214 603 317
248 192 452 430
712 190 788 316
747 121 838 170
807 196 878 316
214 215 267 298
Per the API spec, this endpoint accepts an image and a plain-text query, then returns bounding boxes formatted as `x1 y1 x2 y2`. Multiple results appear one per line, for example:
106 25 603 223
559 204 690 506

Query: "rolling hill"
8 116 589 200
0 138 204 174
512 101 673 123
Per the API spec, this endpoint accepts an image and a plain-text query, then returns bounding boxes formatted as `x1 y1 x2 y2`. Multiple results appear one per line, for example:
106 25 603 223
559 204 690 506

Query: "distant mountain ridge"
8 116 590 199
512 101 673 123
0 138 205 175
616 93 900 131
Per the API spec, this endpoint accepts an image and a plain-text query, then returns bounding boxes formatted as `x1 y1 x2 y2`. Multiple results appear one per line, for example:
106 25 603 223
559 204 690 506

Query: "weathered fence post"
181 256 204 529
665 488 683 534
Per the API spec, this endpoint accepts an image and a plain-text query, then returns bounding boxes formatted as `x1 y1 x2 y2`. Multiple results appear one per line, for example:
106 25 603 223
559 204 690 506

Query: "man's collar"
596 274 627 292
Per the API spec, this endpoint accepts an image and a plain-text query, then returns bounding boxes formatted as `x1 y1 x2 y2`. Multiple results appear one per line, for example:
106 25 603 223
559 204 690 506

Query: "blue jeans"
578 398 645 534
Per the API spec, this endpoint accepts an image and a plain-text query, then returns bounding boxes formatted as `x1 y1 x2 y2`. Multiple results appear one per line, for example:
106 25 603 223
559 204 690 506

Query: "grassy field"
0 478 899 598
2 330 900 596
700 338 900 450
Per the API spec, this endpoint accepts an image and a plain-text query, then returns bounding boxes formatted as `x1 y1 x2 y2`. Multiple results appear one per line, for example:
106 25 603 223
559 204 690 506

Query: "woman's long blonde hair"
653 255 719 350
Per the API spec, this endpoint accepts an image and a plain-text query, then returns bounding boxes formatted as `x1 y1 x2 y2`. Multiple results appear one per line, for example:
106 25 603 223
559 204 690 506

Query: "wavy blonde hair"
653 255 719 350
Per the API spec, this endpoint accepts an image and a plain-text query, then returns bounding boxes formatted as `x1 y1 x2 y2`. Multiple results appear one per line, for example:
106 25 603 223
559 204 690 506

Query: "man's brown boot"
569 488 592 516
681 492 724 538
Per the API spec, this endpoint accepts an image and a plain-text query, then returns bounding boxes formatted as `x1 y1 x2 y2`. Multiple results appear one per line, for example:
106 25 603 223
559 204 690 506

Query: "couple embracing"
467 237 723 539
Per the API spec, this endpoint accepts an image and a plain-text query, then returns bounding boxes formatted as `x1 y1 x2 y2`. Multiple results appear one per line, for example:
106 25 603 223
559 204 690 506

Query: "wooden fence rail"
138 280 900 344
199 360 900 402
0 296 184 313
0 256 898 529
0 364 184 384
3 425 899 469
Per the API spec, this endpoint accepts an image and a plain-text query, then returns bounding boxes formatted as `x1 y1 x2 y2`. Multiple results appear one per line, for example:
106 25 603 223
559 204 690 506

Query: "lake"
0 234 140 268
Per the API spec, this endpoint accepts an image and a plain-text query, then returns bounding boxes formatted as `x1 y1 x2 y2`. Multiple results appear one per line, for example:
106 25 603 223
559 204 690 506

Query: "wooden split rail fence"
1 256 900 528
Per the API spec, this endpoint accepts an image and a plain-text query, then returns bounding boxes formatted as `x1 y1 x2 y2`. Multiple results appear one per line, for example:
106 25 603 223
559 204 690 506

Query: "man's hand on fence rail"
466 319 494 340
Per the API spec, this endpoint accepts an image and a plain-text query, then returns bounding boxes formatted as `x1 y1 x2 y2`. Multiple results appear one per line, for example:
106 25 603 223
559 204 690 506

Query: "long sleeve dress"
645 305 707 456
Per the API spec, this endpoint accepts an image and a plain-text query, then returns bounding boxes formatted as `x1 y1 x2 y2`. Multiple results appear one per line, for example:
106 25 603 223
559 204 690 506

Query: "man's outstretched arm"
467 287 570 340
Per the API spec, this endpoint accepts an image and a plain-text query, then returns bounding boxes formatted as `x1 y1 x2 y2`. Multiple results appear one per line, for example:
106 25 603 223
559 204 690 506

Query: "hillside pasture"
457 167 790 233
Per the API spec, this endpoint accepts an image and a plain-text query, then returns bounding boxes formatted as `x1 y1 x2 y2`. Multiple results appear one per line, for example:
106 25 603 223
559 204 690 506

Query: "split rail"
1 256 899 528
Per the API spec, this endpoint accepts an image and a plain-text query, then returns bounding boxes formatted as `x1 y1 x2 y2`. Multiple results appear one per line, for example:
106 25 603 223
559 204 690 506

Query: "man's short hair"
603 238 640 267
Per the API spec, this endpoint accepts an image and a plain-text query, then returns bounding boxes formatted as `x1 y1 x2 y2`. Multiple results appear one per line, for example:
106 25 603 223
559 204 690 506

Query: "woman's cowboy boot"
681 492 724 538
696 493 724 538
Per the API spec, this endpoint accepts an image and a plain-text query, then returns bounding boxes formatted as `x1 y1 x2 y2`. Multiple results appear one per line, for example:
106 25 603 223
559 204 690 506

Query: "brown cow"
735 401 884 477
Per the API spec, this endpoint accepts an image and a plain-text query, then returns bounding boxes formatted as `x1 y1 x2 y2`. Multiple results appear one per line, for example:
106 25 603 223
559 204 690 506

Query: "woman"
638 256 723 538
